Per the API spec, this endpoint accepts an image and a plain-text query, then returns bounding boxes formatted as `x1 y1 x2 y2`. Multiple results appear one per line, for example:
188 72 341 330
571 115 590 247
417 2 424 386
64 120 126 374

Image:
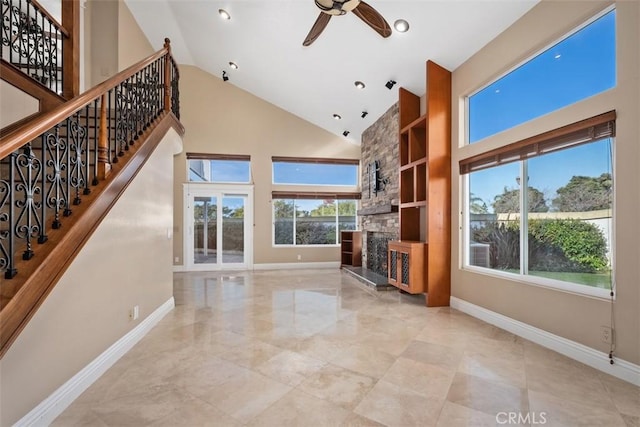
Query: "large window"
468 8 615 143
272 157 358 186
462 113 615 294
273 194 358 246
271 156 360 246
188 153 251 183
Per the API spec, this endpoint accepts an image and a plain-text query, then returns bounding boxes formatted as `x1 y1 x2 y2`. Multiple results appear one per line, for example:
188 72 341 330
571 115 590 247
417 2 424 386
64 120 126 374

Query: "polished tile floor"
54 269 639 426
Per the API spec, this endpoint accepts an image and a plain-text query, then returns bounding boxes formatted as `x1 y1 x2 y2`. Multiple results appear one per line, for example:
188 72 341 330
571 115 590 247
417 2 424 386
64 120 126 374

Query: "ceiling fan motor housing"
315 0 360 15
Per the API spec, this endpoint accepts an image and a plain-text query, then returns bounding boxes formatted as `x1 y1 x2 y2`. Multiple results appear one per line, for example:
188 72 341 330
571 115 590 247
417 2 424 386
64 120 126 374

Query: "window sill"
461 265 614 300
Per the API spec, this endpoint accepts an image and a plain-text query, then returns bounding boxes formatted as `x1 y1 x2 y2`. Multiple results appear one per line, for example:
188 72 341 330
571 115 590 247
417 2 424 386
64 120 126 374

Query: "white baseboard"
16 297 175 427
253 261 340 270
450 296 640 387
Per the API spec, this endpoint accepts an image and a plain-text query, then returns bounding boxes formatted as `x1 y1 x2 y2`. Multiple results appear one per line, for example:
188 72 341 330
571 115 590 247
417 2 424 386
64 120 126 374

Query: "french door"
184 184 253 270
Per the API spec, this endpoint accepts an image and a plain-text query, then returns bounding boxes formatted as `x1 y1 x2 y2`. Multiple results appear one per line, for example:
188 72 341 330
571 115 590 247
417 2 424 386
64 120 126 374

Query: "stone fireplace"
340 102 399 290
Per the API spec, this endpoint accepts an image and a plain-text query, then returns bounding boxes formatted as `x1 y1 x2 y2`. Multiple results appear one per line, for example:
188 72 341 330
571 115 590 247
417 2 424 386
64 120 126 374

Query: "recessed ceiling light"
394 19 409 33
354 81 365 89
333 114 342 120
218 9 231 20
229 61 238 69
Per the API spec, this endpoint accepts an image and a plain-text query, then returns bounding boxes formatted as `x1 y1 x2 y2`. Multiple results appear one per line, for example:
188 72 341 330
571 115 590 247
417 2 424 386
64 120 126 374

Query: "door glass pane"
222 196 245 263
194 197 217 264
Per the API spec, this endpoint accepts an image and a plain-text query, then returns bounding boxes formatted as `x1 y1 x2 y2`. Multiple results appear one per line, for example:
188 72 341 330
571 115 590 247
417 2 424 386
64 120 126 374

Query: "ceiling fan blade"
352 1 392 38
303 13 332 46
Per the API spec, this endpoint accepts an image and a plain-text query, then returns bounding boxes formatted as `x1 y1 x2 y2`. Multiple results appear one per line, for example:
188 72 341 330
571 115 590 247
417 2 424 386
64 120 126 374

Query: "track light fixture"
222 71 229 82
361 111 368 119
343 131 350 137
385 80 397 90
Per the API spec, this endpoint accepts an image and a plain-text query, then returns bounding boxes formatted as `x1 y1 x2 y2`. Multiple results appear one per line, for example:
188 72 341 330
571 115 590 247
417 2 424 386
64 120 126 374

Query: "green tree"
552 173 612 212
492 187 548 213
273 199 294 218
470 193 488 214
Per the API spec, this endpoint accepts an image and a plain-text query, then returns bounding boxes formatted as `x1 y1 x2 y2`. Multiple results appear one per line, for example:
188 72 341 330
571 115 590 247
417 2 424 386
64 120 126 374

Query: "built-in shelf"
357 204 399 216
389 60 452 307
340 230 362 267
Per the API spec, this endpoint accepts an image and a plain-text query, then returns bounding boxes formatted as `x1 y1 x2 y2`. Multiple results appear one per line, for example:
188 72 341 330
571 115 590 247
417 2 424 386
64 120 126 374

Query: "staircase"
0 1 184 357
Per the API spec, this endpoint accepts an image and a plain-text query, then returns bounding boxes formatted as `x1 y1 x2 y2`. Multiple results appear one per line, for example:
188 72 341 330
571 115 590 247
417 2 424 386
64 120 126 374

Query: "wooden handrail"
26 0 69 38
0 44 170 158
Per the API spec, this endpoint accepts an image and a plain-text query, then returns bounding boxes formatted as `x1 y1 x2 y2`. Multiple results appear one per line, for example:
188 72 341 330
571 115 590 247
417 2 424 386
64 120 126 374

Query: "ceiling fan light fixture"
385 80 397 90
394 19 409 32
333 114 342 120
218 9 231 20
354 81 365 89
229 61 238 69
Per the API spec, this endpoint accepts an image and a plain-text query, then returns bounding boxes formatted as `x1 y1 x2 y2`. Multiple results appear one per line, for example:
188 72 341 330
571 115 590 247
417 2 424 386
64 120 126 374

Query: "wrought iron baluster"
68 112 87 205
14 143 42 261
92 98 99 185
82 105 90 195
45 124 67 229
63 116 72 216
38 133 47 243
2 153 17 278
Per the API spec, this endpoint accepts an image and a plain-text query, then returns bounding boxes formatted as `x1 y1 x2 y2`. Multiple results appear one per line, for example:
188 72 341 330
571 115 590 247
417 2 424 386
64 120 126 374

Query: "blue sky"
469 9 615 210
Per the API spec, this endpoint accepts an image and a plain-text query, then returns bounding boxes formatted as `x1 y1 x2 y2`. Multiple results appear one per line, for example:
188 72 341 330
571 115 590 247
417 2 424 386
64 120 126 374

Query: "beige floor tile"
382 357 455 399
525 356 615 411
435 401 498 427
529 389 627 427
256 350 327 386
246 389 351 427
401 339 464 370
196 370 292 424
355 379 444 427
329 342 397 379
53 270 634 427
297 363 377 410
340 412 387 427
218 340 285 369
599 372 640 417
446 372 529 418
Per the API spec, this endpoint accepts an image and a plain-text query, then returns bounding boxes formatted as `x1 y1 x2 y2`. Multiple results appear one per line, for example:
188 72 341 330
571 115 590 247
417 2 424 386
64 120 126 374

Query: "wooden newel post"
98 93 111 180
164 38 171 113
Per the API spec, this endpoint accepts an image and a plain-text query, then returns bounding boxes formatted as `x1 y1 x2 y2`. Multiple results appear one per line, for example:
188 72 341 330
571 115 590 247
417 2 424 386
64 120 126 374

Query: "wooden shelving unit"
340 230 362 267
388 60 452 306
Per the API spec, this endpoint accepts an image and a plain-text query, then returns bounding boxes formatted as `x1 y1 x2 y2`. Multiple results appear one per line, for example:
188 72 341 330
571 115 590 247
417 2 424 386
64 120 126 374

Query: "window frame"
271 156 360 187
187 153 252 184
464 5 616 145
271 192 359 247
461 127 615 299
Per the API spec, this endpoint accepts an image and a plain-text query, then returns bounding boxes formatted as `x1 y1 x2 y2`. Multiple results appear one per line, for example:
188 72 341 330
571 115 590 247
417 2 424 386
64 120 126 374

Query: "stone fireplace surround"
342 102 400 290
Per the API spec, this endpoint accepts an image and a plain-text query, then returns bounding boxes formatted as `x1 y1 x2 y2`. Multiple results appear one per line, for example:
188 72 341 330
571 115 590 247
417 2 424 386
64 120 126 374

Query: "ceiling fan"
303 0 392 46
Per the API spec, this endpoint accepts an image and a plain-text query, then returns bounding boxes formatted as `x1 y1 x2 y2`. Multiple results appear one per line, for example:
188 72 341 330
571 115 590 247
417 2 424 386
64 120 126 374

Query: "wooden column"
163 38 171 112
97 93 111 179
62 0 80 99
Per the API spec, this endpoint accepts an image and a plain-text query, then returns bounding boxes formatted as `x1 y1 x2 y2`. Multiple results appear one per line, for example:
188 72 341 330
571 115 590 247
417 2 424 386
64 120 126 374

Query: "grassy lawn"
528 270 611 289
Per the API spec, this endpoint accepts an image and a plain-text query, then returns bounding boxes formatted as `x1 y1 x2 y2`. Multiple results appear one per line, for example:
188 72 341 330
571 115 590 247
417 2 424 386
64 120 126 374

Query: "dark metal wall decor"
1 0 65 93
368 160 389 197
0 44 180 280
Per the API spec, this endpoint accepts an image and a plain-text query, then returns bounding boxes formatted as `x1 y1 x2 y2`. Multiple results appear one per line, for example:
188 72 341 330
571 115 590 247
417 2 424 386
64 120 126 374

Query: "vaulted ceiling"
124 0 539 143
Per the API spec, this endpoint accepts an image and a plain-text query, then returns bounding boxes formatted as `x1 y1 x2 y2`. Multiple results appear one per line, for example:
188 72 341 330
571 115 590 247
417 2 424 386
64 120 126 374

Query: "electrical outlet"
297 254 302 261
600 326 613 344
